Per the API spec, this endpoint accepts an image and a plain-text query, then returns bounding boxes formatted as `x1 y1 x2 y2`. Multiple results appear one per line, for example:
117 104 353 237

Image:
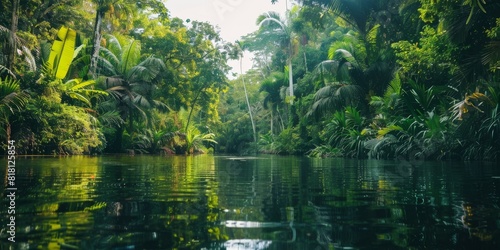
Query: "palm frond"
98 110 124 127
120 39 141 74
137 57 166 79
482 40 500 68
257 11 284 28
330 0 375 34
315 60 340 80
127 64 162 83
68 92 91 106
0 65 15 78
133 94 152 108
308 83 363 118
366 24 380 45
103 34 122 59
365 134 398 159
328 41 356 60
21 45 37 71
98 48 120 74
104 85 128 100
0 25 9 33
0 76 29 114
1 24 37 73
40 41 52 64
66 78 95 90
153 100 170 112
314 48 361 85
102 76 125 89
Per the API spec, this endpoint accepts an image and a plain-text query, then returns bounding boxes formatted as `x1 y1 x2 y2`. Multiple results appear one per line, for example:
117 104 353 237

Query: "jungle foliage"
1 0 235 154
219 0 500 161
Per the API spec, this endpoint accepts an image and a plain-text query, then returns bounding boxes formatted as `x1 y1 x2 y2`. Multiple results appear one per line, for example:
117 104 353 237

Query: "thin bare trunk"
185 92 200 132
6 121 11 143
303 51 308 73
287 30 294 104
241 57 257 143
185 84 205 132
277 107 285 131
287 59 294 104
185 78 214 132
7 0 20 71
270 109 274 135
90 9 104 78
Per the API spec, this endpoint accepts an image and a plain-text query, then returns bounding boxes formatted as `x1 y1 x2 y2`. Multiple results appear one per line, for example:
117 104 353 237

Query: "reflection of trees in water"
459 202 499 243
305 201 334 248
307 202 376 249
304 159 409 249
9 156 500 249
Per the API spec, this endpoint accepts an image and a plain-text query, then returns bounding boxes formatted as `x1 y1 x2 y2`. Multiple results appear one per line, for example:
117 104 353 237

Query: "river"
1 155 499 249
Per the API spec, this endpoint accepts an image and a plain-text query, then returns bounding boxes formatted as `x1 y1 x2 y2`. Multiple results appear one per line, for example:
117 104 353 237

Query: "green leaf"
69 92 91 106
48 26 77 79
378 125 403 137
69 79 96 91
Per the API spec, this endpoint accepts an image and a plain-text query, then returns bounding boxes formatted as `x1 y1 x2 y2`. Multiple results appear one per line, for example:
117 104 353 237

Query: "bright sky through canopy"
165 0 290 77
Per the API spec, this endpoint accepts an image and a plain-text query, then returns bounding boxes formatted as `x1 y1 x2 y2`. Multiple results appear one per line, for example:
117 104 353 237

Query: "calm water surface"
1 155 500 249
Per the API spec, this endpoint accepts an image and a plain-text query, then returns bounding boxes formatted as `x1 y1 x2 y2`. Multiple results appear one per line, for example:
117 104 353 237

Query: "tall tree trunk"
89 8 104 79
185 78 215 132
185 85 204 132
303 51 308 73
277 107 285 132
270 109 274 135
7 0 20 72
287 59 294 104
6 121 11 144
241 57 257 143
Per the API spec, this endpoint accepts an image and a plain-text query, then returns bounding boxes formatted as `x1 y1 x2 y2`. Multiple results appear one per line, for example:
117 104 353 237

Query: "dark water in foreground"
1 155 500 249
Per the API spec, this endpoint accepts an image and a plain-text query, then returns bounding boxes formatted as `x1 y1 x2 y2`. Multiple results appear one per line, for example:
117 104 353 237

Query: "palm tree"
3 0 20 73
308 49 365 118
0 76 29 142
239 50 257 143
257 11 297 104
36 26 107 107
88 0 169 78
97 34 166 152
308 15 396 118
0 6 36 76
89 0 135 78
446 0 500 83
260 71 287 134
184 125 217 154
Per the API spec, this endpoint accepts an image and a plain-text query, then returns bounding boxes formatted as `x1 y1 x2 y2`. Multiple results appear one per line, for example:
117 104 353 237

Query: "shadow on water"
1 155 499 249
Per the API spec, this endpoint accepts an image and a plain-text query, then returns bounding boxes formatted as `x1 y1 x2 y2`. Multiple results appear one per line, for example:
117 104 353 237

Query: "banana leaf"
48 26 77 79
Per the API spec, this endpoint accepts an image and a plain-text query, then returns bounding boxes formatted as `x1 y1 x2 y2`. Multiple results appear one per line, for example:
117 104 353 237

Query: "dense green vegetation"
1 0 499 160
1 0 235 155
219 0 500 161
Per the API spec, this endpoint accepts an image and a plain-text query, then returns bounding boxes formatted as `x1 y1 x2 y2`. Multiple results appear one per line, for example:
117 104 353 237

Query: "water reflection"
1 155 499 249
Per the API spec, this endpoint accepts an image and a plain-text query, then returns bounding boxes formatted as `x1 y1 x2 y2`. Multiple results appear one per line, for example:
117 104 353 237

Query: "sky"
165 0 291 77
